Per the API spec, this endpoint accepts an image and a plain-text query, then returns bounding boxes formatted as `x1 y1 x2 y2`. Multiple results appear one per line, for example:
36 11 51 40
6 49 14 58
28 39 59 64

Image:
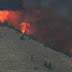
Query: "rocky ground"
0 25 71 72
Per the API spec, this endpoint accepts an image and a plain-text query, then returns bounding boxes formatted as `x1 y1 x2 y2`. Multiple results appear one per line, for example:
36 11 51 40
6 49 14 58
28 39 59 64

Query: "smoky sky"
52 0 72 17
0 0 22 10
0 0 72 17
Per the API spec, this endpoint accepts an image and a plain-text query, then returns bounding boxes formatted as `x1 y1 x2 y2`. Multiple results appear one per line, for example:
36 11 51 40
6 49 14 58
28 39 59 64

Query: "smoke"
7 11 21 28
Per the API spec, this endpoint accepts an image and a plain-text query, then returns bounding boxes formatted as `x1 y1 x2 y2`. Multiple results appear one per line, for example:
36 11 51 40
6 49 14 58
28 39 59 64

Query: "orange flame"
0 10 9 23
19 22 26 34
19 22 30 34
0 10 31 35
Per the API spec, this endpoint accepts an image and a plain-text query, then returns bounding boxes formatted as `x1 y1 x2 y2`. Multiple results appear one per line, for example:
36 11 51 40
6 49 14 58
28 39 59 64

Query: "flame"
0 10 9 23
19 22 26 34
26 23 31 35
19 22 30 34
0 10 31 35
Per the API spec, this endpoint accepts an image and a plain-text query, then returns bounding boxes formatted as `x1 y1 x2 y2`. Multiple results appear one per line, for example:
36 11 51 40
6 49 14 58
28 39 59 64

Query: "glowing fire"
0 10 31 35
19 22 30 34
0 10 9 23
19 22 26 34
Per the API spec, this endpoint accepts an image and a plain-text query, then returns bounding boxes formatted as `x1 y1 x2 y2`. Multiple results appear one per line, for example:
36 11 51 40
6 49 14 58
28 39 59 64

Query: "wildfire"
19 22 26 34
0 10 31 35
0 10 9 23
19 22 30 34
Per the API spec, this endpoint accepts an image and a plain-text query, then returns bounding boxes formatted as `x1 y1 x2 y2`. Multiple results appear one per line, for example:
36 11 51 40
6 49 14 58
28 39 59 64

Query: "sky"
0 0 22 10
0 0 72 18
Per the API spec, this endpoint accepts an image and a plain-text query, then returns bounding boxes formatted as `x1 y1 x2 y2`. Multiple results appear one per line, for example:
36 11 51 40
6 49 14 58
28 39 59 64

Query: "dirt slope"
0 26 71 72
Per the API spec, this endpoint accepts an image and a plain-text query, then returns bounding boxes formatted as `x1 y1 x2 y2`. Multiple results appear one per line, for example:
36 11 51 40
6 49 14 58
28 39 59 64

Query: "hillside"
0 25 71 72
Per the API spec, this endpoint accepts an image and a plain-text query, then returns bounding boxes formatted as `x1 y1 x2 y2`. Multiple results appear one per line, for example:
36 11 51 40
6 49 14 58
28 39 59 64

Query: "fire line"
0 10 31 35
